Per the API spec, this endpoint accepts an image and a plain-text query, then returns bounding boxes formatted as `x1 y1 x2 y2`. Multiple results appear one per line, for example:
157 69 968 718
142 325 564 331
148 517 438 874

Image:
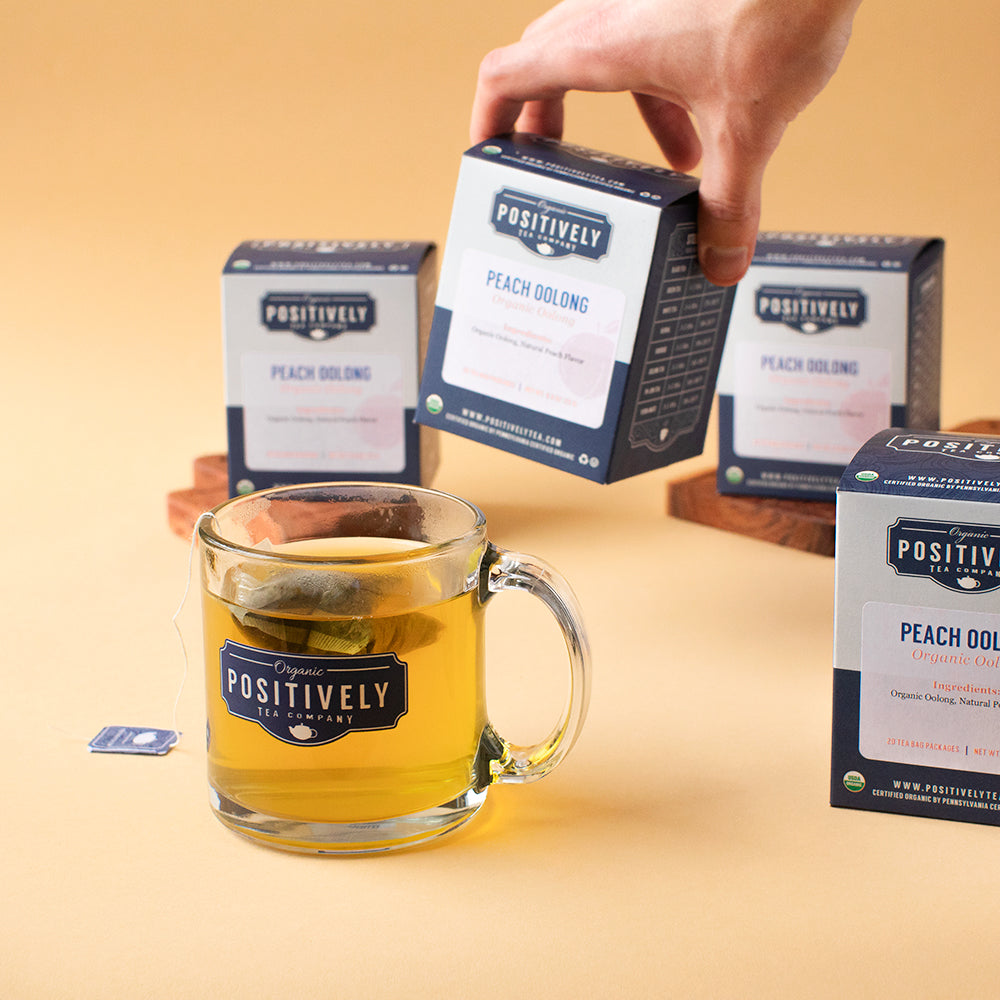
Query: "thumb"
695 129 774 287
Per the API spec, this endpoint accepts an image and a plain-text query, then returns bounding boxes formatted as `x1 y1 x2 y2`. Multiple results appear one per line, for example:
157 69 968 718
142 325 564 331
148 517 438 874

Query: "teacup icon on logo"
289 724 318 741
957 577 981 590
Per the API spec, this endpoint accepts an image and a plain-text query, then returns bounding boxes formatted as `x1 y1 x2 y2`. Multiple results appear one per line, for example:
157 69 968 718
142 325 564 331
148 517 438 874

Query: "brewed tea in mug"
199 483 590 853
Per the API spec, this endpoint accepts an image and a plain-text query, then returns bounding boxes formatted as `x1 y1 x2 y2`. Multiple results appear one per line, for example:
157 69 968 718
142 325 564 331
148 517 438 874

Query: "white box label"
733 340 892 464
241 352 405 473
860 601 1000 774
441 248 625 429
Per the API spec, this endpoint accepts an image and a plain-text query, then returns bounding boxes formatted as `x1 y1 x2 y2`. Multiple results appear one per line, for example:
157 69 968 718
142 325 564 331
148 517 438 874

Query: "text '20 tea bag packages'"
416 134 736 483
832 428 1000 827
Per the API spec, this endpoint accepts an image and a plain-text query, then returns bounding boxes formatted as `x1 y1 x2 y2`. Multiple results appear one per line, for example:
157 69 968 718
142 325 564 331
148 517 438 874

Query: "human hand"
471 0 861 285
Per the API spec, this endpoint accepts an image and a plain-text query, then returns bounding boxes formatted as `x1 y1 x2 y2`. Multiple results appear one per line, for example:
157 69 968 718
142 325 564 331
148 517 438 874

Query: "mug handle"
479 543 592 785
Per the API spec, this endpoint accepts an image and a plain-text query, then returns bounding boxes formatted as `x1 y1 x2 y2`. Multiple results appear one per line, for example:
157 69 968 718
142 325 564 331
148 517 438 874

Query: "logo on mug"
219 641 408 745
490 188 611 261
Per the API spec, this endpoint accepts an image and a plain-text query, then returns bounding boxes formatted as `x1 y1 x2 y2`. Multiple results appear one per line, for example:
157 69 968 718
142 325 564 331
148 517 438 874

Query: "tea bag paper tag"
88 726 179 756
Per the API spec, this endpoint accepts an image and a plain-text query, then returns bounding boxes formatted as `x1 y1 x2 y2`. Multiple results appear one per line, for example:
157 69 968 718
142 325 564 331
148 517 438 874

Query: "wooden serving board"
167 454 228 538
168 421 1000 550
666 420 1000 557
166 457 423 541
667 469 837 556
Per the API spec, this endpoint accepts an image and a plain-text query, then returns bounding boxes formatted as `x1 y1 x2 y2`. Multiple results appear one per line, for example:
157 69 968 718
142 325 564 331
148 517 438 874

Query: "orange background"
4 3 1000 997
5 0 998 435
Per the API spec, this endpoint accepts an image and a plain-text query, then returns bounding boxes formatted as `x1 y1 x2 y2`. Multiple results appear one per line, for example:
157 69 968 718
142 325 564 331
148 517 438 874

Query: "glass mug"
197 482 591 854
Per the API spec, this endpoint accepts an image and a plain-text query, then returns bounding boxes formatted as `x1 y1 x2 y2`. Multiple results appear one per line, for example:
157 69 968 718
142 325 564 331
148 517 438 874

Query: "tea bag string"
55 510 213 750
170 511 214 740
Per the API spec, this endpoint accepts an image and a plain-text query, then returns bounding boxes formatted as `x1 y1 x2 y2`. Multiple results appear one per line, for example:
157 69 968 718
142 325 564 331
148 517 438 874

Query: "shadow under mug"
197 482 591 854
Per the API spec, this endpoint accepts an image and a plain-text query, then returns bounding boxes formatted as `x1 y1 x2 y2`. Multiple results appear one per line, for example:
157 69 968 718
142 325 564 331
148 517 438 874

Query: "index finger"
470 41 572 143
470 91 530 144
470 11 633 145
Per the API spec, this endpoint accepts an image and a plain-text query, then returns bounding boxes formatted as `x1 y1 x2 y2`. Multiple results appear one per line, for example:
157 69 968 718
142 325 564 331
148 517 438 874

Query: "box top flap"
465 133 700 205
752 232 943 271
224 241 435 275
839 428 1000 502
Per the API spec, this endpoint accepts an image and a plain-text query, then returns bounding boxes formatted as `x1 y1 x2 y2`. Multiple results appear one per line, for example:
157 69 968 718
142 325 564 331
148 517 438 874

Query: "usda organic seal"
843 770 865 793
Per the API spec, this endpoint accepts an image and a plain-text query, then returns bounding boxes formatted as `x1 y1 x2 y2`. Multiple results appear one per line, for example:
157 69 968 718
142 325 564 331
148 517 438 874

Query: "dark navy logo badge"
755 285 866 333
887 518 1000 593
261 292 376 340
219 641 408 745
491 188 611 260
886 434 1000 463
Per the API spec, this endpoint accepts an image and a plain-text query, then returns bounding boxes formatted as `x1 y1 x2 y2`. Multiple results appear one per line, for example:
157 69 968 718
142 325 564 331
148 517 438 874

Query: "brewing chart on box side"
628 223 729 452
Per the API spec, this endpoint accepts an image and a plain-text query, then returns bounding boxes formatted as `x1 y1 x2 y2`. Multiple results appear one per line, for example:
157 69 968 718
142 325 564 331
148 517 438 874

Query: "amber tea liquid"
203 536 487 824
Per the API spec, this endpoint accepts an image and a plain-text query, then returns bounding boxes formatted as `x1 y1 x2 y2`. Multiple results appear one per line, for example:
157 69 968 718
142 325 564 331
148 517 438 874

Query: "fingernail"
700 245 749 286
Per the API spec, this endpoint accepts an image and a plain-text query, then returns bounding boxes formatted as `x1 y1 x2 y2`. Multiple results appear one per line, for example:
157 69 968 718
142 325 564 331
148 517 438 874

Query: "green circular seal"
724 465 744 486
425 394 444 415
855 470 879 483
843 770 866 793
